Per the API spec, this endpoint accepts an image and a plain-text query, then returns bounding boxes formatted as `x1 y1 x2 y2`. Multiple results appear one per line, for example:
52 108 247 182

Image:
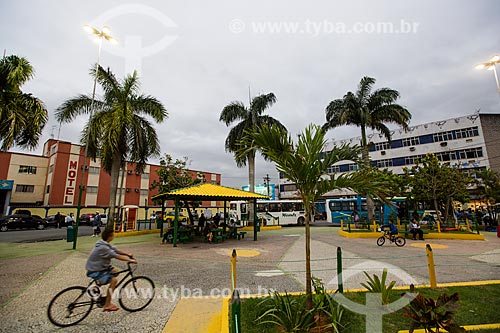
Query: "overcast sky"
2 0 500 188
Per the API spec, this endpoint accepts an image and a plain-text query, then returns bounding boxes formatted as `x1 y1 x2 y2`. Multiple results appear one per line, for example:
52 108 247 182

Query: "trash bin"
67 226 74 242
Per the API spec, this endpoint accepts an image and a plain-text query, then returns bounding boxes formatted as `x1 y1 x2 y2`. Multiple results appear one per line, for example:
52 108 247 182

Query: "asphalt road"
0 225 94 243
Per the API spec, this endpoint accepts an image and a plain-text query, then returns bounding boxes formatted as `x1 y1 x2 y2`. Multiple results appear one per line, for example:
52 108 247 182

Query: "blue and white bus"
325 196 407 224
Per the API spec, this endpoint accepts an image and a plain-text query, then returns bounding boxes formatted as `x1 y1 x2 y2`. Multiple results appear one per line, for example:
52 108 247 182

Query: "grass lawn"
0 233 159 260
240 284 500 333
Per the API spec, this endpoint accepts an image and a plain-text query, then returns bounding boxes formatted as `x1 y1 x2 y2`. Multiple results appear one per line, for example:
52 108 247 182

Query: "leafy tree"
220 92 285 222
323 76 411 221
403 154 471 227
237 124 392 309
473 168 500 224
56 65 167 227
0 54 48 150
150 154 203 222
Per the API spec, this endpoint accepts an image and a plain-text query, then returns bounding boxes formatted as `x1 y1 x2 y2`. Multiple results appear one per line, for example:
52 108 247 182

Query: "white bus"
229 200 306 226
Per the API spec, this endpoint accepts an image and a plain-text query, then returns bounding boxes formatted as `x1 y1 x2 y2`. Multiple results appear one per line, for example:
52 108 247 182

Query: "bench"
402 223 430 239
237 231 247 240
213 235 224 243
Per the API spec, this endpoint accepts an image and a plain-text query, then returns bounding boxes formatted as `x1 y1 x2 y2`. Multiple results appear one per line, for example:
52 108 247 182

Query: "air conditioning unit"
81 165 89 170
134 189 140 193
135 171 140 176
409 147 416 152
126 188 131 192
440 142 447 147
381 151 386 155
127 170 133 175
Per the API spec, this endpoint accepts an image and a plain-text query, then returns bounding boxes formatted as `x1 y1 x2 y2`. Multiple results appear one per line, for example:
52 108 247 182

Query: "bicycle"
47 260 155 327
376 230 406 247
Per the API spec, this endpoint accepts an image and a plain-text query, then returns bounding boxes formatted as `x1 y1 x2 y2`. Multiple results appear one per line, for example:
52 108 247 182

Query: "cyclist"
382 219 399 240
85 228 136 312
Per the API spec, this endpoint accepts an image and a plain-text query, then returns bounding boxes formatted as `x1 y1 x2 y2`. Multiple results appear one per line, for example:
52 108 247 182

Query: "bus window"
282 202 294 212
268 203 281 212
294 202 304 211
256 203 267 212
240 203 247 214
230 203 237 211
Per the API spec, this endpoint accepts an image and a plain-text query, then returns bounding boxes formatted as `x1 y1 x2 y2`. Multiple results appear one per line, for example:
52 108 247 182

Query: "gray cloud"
3 0 499 188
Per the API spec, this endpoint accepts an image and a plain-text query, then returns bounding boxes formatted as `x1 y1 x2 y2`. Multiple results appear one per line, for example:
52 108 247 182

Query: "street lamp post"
73 25 117 250
475 55 500 95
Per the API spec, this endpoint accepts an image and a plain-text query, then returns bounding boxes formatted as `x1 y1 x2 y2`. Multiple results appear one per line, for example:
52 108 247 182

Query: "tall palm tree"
56 65 168 227
0 54 48 150
219 92 285 222
237 124 391 309
323 76 411 221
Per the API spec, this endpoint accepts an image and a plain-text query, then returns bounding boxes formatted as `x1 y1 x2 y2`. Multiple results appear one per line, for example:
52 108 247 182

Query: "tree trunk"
360 126 375 221
248 151 256 224
304 197 313 310
107 152 121 229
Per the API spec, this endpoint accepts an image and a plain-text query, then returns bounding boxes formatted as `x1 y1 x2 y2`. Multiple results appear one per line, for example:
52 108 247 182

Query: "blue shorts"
87 267 114 285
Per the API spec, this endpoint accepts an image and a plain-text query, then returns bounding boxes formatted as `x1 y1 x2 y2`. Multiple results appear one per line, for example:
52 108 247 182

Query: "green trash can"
67 226 74 242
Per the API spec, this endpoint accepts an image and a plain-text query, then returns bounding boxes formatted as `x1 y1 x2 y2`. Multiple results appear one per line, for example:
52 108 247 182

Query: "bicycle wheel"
119 276 155 312
395 237 406 247
376 236 385 246
48 286 94 327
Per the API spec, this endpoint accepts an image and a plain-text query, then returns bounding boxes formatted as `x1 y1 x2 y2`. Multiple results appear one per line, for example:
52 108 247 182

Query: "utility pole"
263 174 271 197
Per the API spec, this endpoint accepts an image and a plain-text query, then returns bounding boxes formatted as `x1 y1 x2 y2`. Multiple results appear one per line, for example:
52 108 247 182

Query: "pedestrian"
92 211 102 237
55 212 63 228
65 213 74 227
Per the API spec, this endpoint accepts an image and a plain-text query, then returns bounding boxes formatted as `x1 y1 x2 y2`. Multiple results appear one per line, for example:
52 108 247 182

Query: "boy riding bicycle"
85 228 136 312
382 219 399 240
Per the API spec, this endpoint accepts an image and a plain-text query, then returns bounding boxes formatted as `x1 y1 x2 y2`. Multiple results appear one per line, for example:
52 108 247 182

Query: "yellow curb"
338 229 485 240
221 297 230 333
241 226 282 231
114 229 160 237
398 323 500 332
410 243 449 249
163 297 223 333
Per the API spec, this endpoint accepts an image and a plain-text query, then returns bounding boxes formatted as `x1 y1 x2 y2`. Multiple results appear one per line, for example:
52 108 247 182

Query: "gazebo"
152 183 269 246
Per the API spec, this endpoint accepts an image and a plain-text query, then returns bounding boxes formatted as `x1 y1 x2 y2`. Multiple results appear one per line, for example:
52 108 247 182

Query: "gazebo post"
253 198 257 241
224 201 227 224
173 198 179 247
160 199 165 238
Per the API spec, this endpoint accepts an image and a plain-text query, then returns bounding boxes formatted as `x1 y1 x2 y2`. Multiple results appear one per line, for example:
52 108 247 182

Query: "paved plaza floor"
0 227 498 332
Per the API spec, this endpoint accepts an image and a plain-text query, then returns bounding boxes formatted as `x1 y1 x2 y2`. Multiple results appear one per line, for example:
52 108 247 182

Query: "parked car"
44 214 67 228
164 211 187 223
0 214 47 231
79 213 106 226
79 213 95 226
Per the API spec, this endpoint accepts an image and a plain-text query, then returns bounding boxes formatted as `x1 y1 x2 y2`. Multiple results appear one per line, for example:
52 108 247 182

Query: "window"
327 165 340 174
433 131 454 142
48 164 54 174
140 189 148 196
455 126 479 139
374 142 390 151
376 159 393 168
141 172 150 179
89 166 100 174
16 184 34 193
86 186 98 193
402 137 420 147
18 165 37 174
46 185 50 194
282 184 298 192
349 164 360 171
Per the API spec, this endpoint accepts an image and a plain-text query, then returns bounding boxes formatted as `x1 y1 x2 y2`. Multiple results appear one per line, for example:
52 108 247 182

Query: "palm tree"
237 124 392 309
56 65 168 227
219 92 285 222
323 76 411 221
0 54 48 150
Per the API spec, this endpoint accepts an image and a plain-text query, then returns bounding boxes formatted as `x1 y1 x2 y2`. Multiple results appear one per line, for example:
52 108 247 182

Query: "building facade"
0 139 222 218
279 112 500 199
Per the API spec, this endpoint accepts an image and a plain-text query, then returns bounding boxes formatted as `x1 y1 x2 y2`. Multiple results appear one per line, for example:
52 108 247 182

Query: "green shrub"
360 268 396 305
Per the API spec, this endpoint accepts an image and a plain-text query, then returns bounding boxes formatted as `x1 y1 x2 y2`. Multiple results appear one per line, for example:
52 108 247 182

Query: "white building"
278 112 500 199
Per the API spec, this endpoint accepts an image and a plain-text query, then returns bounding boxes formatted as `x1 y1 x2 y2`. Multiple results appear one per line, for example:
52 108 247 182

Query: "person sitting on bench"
410 218 424 240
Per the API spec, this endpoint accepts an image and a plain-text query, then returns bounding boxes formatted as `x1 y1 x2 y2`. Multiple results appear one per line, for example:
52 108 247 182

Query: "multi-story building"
0 139 222 219
279 112 500 200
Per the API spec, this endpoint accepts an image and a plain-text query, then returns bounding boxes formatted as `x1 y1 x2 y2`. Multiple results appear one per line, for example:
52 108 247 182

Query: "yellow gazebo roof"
152 183 269 201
